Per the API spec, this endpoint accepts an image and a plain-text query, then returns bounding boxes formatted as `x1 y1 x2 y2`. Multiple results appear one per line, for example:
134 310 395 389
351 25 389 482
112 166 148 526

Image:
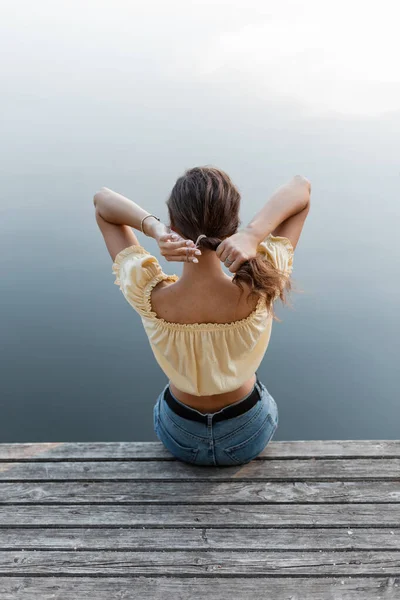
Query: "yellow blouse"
112 234 294 396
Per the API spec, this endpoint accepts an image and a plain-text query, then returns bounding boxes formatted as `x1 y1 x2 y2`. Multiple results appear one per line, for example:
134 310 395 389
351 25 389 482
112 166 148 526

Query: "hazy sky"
1 0 400 119
2 0 400 182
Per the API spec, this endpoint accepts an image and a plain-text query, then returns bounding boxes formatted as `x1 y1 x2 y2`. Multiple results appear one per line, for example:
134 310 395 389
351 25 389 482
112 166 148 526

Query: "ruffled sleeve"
257 234 294 277
111 244 178 318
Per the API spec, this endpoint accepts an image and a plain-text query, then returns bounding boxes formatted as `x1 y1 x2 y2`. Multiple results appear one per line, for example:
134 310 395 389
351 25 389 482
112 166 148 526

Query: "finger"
219 247 234 263
164 247 201 261
228 256 245 273
159 233 178 242
165 254 199 263
159 232 188 243
174 246 201 256
220 242 237 263
215 240 227 259
161 239 196 251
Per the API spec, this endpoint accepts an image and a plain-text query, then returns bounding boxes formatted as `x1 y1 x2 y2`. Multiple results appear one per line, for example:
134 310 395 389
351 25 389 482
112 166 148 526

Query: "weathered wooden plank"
0 576 398 600
0 441 397 599
0 527 399 550
0 458 399 480
1 504 400 527
1 480 399 503
2 550 400 576
0 440 399 461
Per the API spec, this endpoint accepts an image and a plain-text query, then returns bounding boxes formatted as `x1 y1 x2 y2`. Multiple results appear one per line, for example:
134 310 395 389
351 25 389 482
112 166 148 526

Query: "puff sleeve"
257 234 294 277
112 244 177 318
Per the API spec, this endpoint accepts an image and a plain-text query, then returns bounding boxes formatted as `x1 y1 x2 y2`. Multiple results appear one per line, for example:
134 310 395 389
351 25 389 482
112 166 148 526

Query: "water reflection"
1 1 399 441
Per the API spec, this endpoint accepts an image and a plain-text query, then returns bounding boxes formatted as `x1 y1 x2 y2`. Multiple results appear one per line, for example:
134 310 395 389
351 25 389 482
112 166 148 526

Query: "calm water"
1 3 399 442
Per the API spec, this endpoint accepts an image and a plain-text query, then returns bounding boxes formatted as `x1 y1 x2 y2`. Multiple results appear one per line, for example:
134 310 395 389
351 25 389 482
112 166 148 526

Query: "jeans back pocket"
223 410 278 465
154 403 199 464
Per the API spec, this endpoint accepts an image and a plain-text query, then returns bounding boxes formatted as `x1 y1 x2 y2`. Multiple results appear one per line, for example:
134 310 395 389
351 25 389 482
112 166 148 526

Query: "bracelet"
140 214 161 236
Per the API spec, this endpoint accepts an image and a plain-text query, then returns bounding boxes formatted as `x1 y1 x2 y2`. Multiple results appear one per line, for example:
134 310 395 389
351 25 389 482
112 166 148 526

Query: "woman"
94 167 311 466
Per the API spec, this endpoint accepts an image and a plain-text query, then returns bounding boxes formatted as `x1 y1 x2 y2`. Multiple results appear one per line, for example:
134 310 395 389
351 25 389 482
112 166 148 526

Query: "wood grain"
0 527 399 551
1 550 400 576
0 440 399 460
0 458 399 480
0 577 399 600
1 503 400 527
1 480 399 503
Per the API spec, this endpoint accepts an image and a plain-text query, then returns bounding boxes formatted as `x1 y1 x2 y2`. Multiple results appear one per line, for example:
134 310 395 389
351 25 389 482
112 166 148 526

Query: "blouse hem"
111 244 154 286
143 278 269 331
257 233 294 275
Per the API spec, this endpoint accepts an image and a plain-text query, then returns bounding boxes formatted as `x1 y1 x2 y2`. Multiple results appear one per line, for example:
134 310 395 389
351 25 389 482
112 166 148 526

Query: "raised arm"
243 175 311 250
216 176 311 272
93 187 200 263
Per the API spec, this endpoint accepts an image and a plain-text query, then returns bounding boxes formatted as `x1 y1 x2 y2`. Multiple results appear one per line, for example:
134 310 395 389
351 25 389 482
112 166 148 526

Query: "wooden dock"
0 440 399 599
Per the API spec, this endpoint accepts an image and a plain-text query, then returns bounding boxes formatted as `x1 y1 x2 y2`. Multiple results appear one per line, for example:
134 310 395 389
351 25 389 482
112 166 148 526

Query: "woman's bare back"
150 276 259 326
150 276 259 411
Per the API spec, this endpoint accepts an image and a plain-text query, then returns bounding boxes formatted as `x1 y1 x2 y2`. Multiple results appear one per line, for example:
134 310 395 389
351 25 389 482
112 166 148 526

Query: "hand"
153 225 202 263
216 229 259 273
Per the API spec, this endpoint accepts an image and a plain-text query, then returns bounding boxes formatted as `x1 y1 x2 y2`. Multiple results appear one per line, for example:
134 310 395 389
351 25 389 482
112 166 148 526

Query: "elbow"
292 174 311 193
292 175 311 210
304 185 311 210
93 189 103 208
93 187 110 210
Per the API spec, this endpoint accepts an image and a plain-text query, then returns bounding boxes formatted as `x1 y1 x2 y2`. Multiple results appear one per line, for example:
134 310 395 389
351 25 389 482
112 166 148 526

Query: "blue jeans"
153 377 279 466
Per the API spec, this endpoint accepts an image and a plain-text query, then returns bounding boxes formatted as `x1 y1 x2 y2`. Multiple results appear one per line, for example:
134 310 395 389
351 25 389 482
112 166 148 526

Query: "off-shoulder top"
112 234 294 396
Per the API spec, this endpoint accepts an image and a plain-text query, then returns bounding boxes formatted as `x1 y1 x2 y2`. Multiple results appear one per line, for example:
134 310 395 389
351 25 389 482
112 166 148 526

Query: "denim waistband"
164 376 262 424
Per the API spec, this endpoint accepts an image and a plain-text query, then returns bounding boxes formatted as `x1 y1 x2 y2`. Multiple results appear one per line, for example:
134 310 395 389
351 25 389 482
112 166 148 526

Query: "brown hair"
166 166 291 318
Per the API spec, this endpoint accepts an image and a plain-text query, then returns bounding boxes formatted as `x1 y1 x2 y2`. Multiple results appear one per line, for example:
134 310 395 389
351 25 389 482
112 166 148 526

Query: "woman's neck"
180 250 227 282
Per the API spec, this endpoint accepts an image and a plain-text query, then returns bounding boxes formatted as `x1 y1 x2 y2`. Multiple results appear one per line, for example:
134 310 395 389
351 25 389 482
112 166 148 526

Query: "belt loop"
255 373 262 397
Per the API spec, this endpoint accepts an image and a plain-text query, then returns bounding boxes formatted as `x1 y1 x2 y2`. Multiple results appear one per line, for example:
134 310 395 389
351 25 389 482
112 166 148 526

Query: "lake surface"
1 2 399 442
